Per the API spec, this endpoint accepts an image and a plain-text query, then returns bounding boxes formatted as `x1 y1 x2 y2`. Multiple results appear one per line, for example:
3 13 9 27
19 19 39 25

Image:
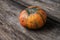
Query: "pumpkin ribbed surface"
19 6 47 29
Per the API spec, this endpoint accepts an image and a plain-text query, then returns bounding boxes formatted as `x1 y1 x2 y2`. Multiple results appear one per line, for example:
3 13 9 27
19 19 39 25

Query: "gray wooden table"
13 0 60 23
0 0 60 40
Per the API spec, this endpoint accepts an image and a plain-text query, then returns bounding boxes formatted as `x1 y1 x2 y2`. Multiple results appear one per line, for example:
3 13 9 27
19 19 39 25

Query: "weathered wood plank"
13 0 60 23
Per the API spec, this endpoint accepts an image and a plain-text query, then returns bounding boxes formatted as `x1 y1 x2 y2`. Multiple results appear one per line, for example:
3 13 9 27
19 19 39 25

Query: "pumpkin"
19 6 47 29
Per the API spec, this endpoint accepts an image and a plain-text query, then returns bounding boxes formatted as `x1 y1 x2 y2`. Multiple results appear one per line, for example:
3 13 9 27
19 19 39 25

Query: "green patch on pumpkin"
26 7 38 15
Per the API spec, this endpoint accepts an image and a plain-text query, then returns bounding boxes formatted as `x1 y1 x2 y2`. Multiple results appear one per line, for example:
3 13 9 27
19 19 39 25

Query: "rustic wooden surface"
13 0 60 22
0 0 60 40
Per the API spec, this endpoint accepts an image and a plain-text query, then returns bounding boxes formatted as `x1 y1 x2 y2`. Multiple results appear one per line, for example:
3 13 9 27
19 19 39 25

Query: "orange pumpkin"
19 6 47 29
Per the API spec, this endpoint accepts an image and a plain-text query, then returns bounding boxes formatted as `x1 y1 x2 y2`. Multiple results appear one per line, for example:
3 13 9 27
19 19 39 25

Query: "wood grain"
0 0 60 40
13 0 60 23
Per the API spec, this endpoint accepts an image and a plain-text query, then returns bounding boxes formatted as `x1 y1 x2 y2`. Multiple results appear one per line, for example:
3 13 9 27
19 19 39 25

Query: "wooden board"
13 0 60 23
0 0 60 40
